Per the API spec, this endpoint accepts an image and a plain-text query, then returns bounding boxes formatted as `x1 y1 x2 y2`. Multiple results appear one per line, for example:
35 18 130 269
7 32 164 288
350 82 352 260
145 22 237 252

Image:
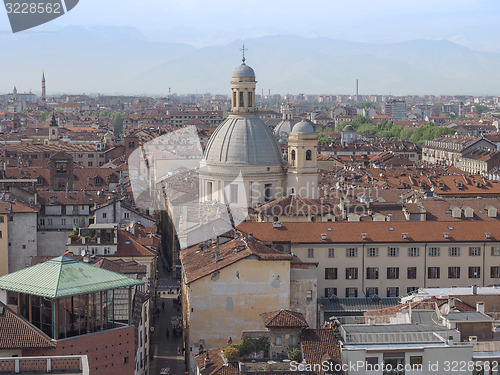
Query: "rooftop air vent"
485 233 491 239
321 233 327 241
444 232 449 239
402 233 408 240
273 222 282 229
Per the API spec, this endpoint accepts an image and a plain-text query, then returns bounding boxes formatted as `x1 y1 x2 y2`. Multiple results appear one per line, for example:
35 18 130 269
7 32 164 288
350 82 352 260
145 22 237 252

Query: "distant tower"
49 112 58 142
12 86 17 102
287 120 318 199
41 72 46 102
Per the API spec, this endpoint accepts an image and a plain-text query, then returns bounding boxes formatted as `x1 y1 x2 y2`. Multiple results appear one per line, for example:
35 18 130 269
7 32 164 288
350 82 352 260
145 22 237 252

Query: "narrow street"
150 255 186 375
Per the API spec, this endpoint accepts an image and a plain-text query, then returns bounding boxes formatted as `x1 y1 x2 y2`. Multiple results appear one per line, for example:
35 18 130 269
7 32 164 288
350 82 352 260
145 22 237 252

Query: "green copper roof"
0 256 143 298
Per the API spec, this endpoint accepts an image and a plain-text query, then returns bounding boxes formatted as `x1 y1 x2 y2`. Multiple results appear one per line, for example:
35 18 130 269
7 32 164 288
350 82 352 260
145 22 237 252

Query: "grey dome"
274 119 296 140
342 125 356 132
291 120 316 135
232 63 255 78
204 115 284 166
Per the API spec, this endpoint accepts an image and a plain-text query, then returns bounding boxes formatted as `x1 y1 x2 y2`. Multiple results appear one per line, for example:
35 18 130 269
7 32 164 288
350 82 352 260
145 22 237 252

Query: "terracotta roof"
237 220 500 244
181 236 293 284
260 309 309 328
365 296 475 317
116 230 156 257
256 195 334 216
300 329 342 375
0 302 55 349
194 348 239 375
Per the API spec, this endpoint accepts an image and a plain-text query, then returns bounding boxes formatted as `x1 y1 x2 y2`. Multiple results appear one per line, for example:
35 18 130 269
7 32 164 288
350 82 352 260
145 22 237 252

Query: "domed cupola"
230 51 257 114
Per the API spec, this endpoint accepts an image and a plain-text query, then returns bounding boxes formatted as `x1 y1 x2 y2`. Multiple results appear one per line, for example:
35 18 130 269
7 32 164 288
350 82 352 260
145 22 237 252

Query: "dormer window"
306 150 312 161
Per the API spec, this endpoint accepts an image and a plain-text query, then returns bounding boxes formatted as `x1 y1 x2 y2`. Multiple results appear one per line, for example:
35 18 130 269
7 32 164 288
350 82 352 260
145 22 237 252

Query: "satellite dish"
80 249 86 257
440 303 450 315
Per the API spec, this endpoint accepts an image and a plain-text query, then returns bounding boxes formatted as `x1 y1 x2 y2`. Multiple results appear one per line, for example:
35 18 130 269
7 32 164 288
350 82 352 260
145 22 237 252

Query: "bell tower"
41 72 46 102
230 45 256 114
49 112 58 142
287 120 318 199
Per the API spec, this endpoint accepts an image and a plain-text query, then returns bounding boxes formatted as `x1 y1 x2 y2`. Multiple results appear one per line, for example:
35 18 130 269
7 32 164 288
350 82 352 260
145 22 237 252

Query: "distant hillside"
1 26 500 96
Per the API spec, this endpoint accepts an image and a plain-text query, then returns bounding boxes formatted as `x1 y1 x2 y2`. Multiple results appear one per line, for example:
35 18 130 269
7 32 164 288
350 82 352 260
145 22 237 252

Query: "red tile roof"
181 236 293 284
0 302 55 349
260 310 309 328
237 220 500 244
300 329 342 375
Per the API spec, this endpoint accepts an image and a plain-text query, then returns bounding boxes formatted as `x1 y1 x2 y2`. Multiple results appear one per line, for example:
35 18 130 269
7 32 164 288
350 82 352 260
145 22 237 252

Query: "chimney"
473 285 478 295
248 233 254 240
476 302 485 314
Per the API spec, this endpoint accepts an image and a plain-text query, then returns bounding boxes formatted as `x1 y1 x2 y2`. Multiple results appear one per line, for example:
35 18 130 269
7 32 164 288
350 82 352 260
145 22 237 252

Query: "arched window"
291 150 296 166
306 150 312 161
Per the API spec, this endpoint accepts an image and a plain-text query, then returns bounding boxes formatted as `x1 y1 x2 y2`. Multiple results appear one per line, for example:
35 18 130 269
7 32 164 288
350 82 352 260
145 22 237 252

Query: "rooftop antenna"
239 44 248 63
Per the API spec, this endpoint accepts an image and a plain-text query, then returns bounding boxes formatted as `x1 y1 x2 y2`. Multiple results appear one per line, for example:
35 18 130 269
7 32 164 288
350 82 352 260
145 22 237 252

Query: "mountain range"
1 25 500 96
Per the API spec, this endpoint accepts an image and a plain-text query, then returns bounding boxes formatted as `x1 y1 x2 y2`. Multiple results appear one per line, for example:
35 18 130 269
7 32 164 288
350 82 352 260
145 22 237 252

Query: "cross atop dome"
239 44 248 63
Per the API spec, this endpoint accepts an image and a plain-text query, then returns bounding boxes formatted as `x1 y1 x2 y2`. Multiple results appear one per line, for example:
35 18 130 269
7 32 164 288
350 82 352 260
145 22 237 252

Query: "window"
289 336 297 347
387 267 399 279
88 161 93 167
410 356 423 367
366 287 378 297
232 91 236 108
102 213 107 219
491 246 500 256
407 267 417 279
103 247 110 255
407 286 418 294
448 266 461 279
248 92 253 107
346 247 358 257
345 287 358 297
491 266 500 278
408 247 420 257
239 91 244 107
206 182 212 198
328 248 335 258
22 244 26 249
0 231 2 239
325 268 337 280
0 216 4 223
291 150 296 166
428 267 440 279
47 218 53 226
366 357 379 368
449 247 460 256
91 247 98 255
324 288 337 297
264 183 272 202
229 184 238 203
275 336 282 346
469 266 480 279
307 248 314 258
346 268 358 280
124 212 130 219
306 150 312 161
387 247 399 257
469 247 481 256
366 267 379 279
367 247 378 257
61 218 66 226
428 247 440 256
387 287 399 297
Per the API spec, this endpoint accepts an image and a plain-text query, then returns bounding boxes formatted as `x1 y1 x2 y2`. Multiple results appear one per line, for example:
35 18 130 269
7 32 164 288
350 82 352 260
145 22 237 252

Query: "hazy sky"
2 0 500 50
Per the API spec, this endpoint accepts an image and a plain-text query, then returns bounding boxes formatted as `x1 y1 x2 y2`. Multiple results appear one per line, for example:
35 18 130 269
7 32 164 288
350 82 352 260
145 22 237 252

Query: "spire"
42 71 45 82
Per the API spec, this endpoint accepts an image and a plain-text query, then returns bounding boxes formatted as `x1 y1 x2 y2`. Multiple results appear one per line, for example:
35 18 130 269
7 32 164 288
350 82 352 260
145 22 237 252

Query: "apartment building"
239 221 500 298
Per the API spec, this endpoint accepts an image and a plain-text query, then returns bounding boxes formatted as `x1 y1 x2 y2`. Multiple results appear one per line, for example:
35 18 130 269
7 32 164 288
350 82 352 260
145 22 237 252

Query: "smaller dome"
342 125 356 133
232 63 255 78
291 120 316 135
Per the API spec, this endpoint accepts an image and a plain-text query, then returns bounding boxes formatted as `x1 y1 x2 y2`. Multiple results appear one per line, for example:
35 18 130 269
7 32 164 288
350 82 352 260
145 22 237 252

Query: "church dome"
291 120 316 135
274 120 295 140
232 63 255 79
204 114 284 166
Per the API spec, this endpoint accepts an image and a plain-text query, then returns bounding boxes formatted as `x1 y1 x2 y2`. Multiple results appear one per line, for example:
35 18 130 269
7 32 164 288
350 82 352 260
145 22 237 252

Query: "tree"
113 113 124 137
40 112 48 121
287 348 302 362
223 346 240 362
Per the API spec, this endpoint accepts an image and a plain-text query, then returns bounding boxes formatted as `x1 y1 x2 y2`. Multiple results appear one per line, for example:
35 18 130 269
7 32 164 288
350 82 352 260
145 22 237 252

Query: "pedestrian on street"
177 346 181 355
